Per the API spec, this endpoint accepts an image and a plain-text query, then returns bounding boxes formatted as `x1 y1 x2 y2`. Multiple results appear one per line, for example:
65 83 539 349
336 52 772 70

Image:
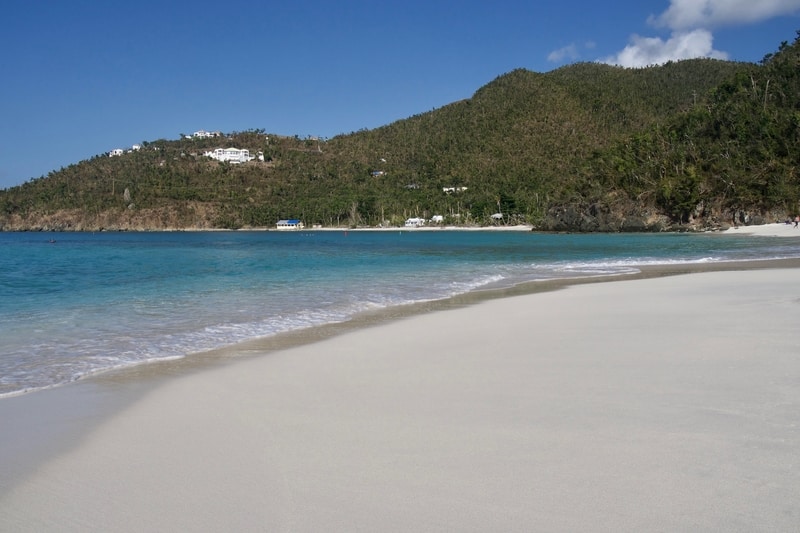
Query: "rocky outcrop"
542 204 671 232
541 202 787 233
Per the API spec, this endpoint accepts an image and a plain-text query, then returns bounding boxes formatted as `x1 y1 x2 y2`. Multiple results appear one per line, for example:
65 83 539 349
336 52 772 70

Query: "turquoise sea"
2 229 799 398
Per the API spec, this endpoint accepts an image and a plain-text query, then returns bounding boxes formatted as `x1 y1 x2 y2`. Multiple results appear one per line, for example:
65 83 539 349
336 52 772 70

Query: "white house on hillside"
192 130 221 138
204 147 253 163
109 144 141 157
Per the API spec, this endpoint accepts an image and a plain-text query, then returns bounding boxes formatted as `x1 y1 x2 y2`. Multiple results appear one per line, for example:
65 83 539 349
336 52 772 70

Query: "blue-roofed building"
276 219 305 230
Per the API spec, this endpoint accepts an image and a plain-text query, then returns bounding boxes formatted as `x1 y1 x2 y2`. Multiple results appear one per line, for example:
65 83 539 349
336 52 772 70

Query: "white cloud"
650 0 800 31
603 0 800 67
548 44 579 63
603 29 728 68
547 42 597 63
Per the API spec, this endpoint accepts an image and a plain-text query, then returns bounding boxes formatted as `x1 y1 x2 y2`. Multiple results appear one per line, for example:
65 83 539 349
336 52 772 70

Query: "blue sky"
2 0 799 189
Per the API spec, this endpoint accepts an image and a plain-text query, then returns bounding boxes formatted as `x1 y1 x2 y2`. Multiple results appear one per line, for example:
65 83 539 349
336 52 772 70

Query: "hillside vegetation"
2 32 799 231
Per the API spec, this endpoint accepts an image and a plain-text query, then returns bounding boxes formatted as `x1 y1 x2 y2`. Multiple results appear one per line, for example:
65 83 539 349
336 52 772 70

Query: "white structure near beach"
404 217 426 227
204 147 253 164
276 219 305 230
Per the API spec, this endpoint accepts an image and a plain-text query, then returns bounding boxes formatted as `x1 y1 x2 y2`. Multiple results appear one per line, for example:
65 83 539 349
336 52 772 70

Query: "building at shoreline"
276 219 305 230
404 217 426 227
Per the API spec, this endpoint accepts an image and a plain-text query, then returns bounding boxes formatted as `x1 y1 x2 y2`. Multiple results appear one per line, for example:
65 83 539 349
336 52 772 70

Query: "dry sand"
1 268 800 531
723 221 800 237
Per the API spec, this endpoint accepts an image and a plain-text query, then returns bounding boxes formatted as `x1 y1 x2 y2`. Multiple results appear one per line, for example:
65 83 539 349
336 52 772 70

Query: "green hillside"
2 32 798 231
589 38 800 228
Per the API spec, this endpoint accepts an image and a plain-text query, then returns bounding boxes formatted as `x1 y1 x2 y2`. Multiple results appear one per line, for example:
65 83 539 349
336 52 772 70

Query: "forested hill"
2 32 798 232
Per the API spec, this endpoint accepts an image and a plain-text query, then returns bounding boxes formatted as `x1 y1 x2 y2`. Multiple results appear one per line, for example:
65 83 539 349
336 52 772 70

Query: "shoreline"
8 221 800 235
720 221 800 237
2 256 800 529
4 255 800 402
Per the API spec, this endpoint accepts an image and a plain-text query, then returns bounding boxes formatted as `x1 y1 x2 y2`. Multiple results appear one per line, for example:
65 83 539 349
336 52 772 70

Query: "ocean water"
1 229 799 398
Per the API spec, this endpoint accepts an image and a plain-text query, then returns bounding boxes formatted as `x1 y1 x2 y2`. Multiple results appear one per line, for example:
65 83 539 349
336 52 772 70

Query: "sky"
2 0 799 189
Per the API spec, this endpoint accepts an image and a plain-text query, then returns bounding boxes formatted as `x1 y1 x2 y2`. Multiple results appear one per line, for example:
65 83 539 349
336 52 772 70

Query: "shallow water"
2 229 798 397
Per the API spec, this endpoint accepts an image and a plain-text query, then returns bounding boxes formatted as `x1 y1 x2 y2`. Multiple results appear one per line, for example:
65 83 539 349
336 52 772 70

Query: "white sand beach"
2 267 800 531
723 221 800 237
